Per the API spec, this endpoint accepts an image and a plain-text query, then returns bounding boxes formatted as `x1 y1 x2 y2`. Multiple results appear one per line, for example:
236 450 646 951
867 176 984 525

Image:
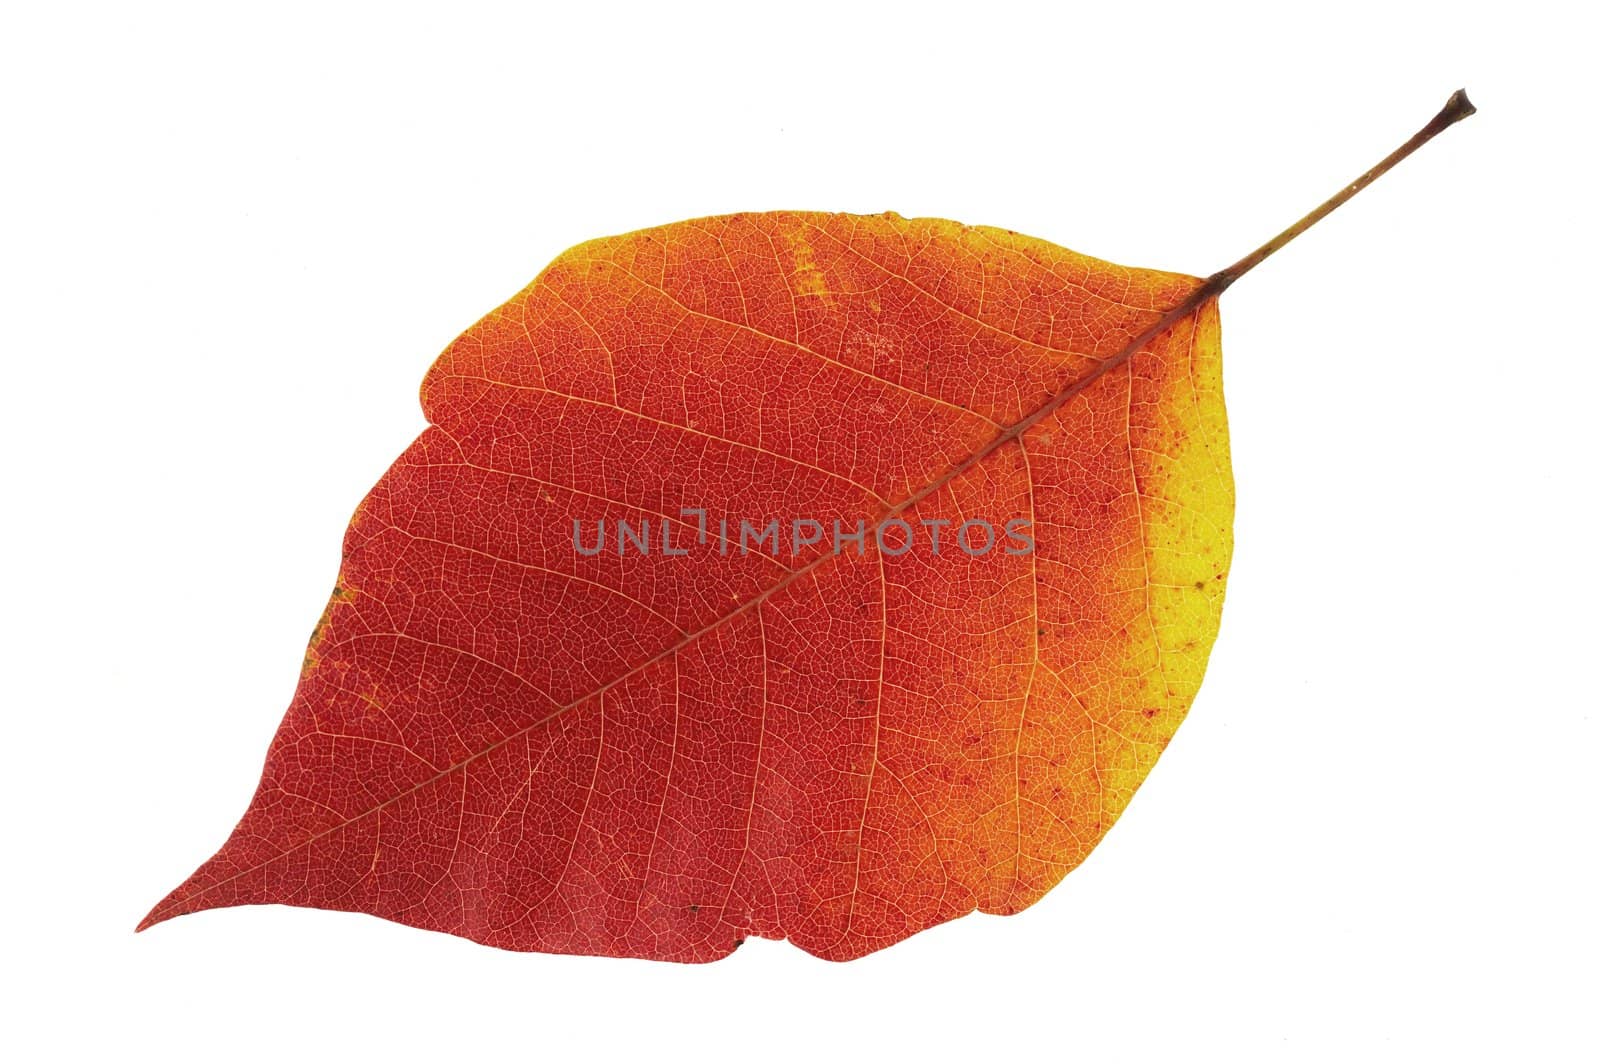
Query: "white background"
4 2 1595 1060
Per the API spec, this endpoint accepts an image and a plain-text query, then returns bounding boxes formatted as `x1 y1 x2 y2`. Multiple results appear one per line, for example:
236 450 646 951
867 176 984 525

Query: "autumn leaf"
140 92 1474 962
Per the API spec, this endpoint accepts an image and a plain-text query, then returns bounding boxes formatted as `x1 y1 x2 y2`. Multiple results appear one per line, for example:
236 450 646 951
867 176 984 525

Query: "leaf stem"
1204 89 1476 295
994 90 1475 446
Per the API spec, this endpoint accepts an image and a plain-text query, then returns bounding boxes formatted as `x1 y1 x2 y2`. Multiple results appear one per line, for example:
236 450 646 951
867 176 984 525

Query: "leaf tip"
136 890 182 934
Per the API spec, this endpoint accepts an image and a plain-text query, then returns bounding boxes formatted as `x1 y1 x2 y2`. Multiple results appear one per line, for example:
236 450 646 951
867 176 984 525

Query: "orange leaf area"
142 211 1234 961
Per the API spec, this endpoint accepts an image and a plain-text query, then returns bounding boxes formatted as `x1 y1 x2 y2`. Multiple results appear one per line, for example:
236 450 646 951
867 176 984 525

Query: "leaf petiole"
1206 88 1476 295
